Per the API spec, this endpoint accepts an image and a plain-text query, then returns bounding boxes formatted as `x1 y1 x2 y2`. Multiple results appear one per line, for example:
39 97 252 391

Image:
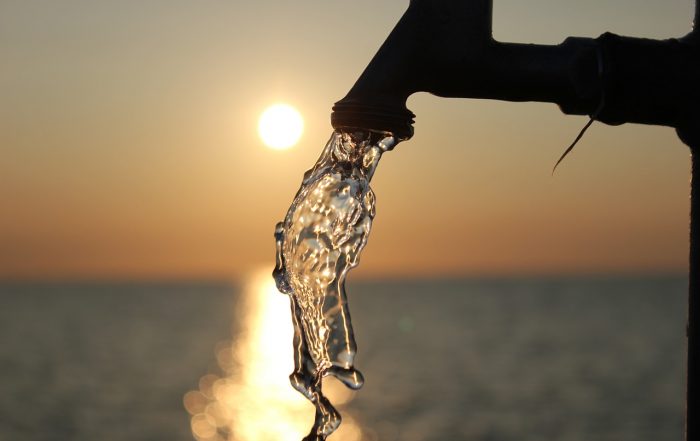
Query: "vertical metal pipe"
684 5 699 436
690 146 700 441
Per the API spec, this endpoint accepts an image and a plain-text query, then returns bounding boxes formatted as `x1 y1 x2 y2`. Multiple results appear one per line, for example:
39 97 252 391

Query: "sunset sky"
1 0 696 280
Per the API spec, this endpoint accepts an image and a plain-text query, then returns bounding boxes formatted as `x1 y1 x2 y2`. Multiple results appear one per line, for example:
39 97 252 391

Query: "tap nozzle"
330 0 601 139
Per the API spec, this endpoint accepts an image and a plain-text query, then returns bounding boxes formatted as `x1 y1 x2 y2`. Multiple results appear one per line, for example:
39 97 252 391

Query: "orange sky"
0 0 695 280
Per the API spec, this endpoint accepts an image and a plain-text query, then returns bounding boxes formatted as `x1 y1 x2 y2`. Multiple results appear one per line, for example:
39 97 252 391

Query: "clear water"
273 130 396 440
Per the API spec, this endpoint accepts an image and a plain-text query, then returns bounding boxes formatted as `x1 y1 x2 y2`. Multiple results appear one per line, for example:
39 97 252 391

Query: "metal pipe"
332 0 699 138
682 3 700 439
679 122 700 441
331 0 601 140
690 146 699 441
331 0 700 439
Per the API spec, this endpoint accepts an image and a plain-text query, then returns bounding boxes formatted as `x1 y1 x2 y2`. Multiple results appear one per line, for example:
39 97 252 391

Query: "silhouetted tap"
331 0 699 141
330 2 700 440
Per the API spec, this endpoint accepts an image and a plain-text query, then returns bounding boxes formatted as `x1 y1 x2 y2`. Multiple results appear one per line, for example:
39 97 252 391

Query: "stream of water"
274 130 396 440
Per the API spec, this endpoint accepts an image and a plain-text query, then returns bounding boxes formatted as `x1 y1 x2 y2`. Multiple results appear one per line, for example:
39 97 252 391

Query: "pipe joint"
594 32 700 129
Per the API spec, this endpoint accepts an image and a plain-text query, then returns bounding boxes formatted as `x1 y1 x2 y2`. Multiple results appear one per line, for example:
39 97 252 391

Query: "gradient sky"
1 0 696 280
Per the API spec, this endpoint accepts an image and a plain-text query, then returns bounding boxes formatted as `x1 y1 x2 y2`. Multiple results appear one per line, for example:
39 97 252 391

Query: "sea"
0 274 687 441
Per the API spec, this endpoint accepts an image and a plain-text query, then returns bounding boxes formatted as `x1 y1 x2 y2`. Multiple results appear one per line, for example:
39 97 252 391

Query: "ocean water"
0 275 686 441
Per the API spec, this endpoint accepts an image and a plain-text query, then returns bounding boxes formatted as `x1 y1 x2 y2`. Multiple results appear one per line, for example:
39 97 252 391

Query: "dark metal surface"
679 4 699 439
331 0 601 139
595 33 700 128
690 148 699 441
331 0 700 438
680 127 700 441
331 0 699 137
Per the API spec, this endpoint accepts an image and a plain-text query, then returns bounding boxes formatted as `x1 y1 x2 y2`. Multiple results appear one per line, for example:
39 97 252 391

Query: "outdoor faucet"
330 0 700 439
331 0 699 141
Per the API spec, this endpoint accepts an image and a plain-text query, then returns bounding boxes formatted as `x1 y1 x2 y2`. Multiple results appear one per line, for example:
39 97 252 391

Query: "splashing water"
274 130 396 440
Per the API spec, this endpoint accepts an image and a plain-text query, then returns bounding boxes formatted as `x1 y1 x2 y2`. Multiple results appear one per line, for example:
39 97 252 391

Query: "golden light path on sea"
184 268 362 441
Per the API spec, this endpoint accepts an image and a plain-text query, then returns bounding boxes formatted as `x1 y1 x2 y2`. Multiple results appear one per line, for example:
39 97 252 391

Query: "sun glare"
184 269 363 441
258 104 304 150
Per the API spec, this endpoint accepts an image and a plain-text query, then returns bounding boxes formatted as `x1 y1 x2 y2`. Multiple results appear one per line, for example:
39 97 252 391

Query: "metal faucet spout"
331 0 700 139
331 0 601 140
328 1 700 440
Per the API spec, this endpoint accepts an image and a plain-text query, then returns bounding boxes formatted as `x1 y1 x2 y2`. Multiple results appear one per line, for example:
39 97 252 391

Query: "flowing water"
273 130 396 440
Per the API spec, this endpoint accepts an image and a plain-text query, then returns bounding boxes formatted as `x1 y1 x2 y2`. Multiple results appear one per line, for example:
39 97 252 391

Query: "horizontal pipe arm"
424 38 601 116
331 0 700 139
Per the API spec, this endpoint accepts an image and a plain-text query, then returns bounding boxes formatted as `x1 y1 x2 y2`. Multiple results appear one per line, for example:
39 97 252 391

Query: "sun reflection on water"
184 269 363 441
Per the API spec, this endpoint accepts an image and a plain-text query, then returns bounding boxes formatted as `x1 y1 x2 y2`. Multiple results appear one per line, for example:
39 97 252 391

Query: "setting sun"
258 103 304 150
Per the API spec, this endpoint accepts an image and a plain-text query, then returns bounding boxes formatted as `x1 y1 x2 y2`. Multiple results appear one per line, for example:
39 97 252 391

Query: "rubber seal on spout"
331 101 415 141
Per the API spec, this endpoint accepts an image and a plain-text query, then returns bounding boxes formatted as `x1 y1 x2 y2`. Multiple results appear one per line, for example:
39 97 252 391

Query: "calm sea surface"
0 276 686 441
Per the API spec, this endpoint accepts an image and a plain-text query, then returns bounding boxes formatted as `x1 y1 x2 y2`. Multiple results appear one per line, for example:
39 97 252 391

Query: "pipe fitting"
594 32 700 128
331 0 700 138
330 0 602 139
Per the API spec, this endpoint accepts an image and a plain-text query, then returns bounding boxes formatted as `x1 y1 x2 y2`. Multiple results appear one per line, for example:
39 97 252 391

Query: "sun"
258 103 304 150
